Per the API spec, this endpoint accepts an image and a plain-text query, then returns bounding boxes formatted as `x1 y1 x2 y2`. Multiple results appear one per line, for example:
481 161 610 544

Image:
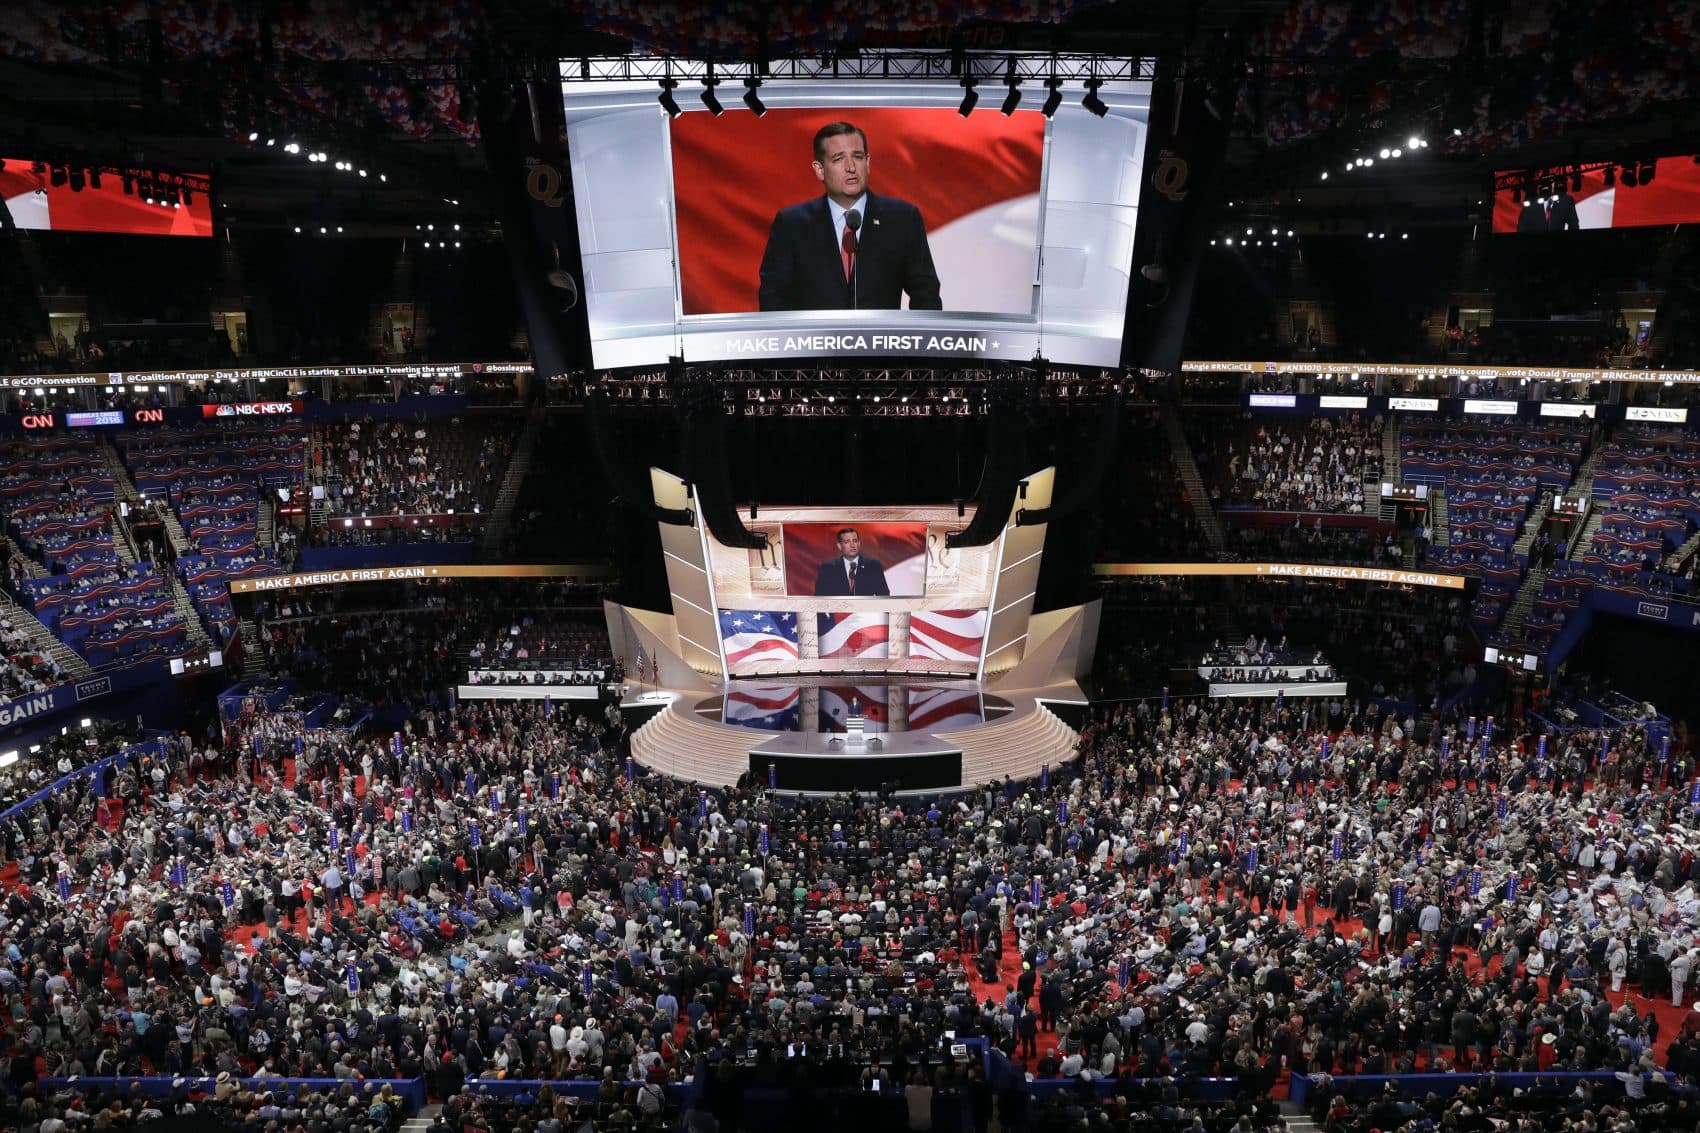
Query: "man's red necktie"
841 225 857 283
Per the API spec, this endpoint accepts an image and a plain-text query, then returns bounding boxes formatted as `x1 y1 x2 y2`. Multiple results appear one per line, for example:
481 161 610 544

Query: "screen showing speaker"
707 504 1004 677
561 72 1151 368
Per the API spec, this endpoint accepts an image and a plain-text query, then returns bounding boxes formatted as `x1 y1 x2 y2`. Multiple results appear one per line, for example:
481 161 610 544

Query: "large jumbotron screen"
561 73 1151 368
706 506 1002 678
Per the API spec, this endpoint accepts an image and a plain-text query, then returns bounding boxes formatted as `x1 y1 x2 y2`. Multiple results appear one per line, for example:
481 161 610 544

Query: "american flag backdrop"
908 609 988 664
815 611 890 660
719 610 799 674
723 685 802 731
819 686 890 733
906 685 985 732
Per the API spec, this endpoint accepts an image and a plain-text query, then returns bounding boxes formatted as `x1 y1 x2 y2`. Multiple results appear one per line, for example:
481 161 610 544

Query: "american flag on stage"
907 685 984 731
719 610 799 674
908 609 987 664
820 686 889 732
723 684 802 731
816 611 889 660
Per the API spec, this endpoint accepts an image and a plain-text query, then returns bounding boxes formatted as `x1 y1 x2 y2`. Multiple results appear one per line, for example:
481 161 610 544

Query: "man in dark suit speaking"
1516 189 1580 233
812 527 890 596
758 122 943 312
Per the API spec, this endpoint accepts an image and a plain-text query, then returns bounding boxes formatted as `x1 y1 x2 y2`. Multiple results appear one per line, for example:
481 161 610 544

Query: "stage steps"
631 696 1081 790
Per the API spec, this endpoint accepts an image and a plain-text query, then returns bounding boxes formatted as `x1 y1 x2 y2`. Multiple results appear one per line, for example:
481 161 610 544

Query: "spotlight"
1407 135 1421 148
294 225 301 233
1001 82 1021 116
1224 237 1233 246
1286 230 1294 237
701 78 724 117
248 130 260 142
1621 163 1638 188
1379 148 1390 159
1603 165 1616 187
88 170 101 190
657 78 681 119
121 176 133 196
1320 171 1329 180
266 137 275 146
1040 77 1063 118
1390 148 1402 158
1081 78 1108 117
743 76 767 117
379 173 387 182
957 77 979 117
1453 127 1463 136
182 189 193 206
1363 157 1374 166
67 168 84 192
358 169 367 178
50 166 67 188
1638 160 1657 185
284 141 300 154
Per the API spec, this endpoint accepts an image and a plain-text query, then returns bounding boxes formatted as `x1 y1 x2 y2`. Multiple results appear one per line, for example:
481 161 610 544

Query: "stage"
621 674 1084 793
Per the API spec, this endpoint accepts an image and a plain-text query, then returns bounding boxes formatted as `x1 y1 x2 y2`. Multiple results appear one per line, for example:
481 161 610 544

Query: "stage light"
67 168 84 192
293 226 301 233
1286 230 1294 237
701 78 723 116
248 130 260 142
1320 171 1329 180
1390 148 1402 158
88 170 101 189
182 189 193 206
284 141 300 154
121 176 133 196
1040 77 1063 118
1224 237 1233 246
1453 127 1463 136
1081 79 1108 117
1379 148 1390 159
50 166 67 188
358 169 367 178
1621 164 1638 188
1639 160 1657 185
1001 82 1021 116
1363 157 1374 166
1245 227 1252 235
1603 165 1616 187
743 77 766 117
958 77 978 117
1407 135 1421 148
657 78 681 119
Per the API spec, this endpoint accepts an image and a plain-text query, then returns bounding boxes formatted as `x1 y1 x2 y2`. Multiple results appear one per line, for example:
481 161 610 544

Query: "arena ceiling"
0 1 1694 236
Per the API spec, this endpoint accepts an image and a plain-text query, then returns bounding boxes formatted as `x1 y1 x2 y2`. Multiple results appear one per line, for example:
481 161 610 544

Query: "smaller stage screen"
710 505 1004 677
783 521 926 597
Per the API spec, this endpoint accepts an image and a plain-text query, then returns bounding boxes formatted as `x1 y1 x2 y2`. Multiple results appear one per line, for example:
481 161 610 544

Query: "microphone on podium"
845 208 862 309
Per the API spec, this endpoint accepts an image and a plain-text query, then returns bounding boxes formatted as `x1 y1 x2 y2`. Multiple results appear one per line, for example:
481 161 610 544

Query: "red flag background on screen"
670 108 1045 315
908 609 987 664
816 611 889 660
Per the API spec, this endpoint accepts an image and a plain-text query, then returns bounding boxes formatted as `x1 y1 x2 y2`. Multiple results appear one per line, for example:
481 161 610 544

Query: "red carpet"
965 927 1061 1068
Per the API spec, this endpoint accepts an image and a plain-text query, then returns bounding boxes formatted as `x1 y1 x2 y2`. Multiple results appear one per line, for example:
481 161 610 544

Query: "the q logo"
526 161 565 208
1153 150 1190 202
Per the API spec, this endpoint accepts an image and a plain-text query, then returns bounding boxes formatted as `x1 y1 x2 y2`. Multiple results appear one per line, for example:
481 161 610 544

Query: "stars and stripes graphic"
723 685 802 731
815 611 890 660
907 685 985 731
908 609 987 664
820 686 889 733
719 610 799 673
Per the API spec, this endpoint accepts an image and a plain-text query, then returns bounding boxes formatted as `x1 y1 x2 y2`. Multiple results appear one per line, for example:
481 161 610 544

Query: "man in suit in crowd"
758 122 943 311
812 527 890 596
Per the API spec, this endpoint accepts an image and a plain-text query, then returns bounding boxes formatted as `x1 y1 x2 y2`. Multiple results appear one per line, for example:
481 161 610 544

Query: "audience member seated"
1189 411 1382 514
